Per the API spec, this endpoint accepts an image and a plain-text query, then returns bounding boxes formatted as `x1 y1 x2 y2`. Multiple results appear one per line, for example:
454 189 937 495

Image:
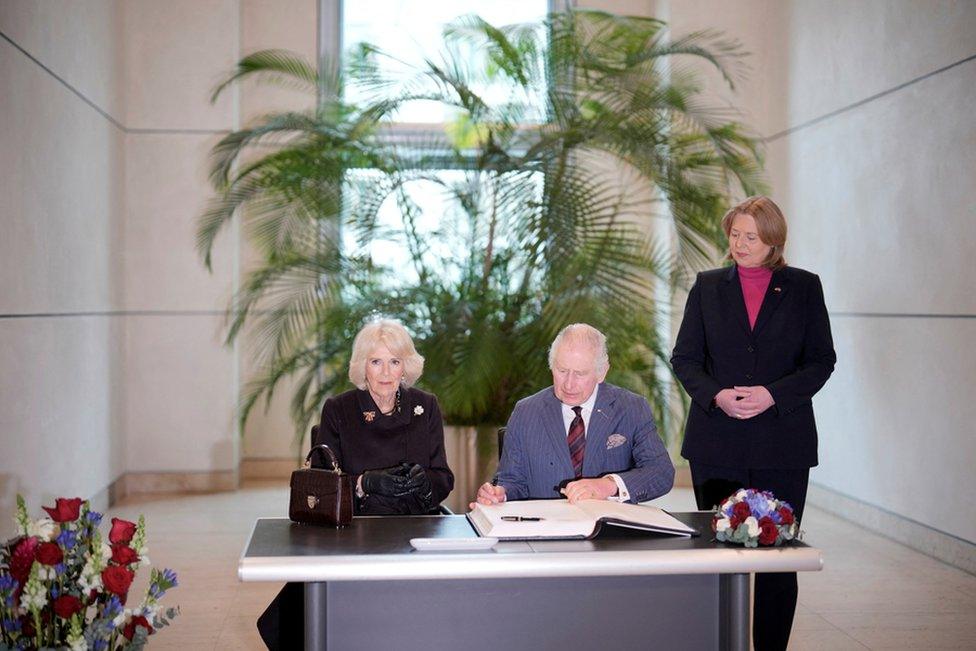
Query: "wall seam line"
829 312 976 319
764 52 976 142
1 29 230 136
0 28 126 131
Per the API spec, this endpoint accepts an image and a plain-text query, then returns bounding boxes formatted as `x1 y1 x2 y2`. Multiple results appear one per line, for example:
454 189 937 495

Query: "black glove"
403 463 434 511
361 464 416 497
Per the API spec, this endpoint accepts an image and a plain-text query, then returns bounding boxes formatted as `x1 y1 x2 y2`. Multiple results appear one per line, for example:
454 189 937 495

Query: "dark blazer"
670 265 836 469
314 387 454 514
497 383 675 503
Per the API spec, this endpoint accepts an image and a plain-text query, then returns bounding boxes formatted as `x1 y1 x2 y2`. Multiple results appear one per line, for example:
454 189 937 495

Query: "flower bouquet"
711 488 799 547
0 496 178 650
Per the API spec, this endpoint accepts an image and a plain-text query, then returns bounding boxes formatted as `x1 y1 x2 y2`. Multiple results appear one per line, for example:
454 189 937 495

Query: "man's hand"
732 385 775 419
469 482 506 509
561 477 617 503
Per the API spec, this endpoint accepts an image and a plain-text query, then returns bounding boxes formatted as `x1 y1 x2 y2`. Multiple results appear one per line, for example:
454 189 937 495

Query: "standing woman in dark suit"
670 196 836 651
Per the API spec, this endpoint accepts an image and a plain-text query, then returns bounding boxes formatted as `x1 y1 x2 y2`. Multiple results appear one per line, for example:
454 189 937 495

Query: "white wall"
0 1 321 535
665 0 976 547
120 0 241 479
767 0 976 545
0 0 126 538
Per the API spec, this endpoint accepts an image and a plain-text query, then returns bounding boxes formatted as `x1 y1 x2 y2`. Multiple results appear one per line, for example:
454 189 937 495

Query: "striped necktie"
568 406 585 478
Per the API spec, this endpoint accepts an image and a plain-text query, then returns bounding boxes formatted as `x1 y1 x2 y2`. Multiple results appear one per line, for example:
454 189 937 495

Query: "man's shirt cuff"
607 473 630 502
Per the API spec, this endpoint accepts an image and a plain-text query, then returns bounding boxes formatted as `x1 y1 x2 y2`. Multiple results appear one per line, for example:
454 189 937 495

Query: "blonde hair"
721 195 788 270
548 323 610 375
348 319 425 390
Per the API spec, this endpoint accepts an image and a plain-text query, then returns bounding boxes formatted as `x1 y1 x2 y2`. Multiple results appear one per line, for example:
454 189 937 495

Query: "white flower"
744 516 760 538
27 517 57 541
20 575 47 611
68 634 87 651
413 405 424 416
715 518 731 533
114 608 132 628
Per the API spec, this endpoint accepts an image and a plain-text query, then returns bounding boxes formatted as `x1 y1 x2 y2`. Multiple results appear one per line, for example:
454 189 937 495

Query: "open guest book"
467 499 699 540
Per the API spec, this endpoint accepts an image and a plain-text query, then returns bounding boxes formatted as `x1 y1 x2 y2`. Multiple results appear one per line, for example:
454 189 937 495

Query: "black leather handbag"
288 444 354 527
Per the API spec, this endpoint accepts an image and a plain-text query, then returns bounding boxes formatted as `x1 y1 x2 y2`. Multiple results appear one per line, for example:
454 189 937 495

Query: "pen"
501 516 543 522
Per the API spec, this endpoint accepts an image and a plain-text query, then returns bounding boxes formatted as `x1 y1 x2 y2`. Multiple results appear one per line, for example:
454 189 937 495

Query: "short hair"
348 319 425 390
721 195 788 270
548 323 610 375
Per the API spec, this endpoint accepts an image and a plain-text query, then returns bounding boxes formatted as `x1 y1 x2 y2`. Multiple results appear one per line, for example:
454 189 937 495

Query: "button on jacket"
671 265 836 469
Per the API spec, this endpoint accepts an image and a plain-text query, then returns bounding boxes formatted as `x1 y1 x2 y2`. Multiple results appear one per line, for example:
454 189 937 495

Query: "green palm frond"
198 8 765 448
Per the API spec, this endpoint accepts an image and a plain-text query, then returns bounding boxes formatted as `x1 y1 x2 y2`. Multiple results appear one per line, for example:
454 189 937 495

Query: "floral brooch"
363 411 376 423
413 405 424 416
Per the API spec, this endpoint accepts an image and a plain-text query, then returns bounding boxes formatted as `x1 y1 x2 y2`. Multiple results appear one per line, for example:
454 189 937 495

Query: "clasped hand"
362 462 431 506
714 385 775 420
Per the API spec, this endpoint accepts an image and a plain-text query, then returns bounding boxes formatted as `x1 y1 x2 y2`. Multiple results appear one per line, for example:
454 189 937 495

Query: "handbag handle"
305 444 343 474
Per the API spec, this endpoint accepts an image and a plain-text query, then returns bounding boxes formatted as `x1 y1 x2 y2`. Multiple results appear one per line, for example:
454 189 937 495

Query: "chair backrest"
497 426 506 459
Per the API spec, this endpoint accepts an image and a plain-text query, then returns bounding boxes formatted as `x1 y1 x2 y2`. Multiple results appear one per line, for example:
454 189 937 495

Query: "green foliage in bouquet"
0 496 179 650
197 9 765 444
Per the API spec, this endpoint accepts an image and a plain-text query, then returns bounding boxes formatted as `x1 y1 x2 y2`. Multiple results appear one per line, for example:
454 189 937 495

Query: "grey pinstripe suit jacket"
496 383 675 503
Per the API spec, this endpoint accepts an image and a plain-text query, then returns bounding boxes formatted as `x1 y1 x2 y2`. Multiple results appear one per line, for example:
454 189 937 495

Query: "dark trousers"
690 462 809 651
257 582 303 650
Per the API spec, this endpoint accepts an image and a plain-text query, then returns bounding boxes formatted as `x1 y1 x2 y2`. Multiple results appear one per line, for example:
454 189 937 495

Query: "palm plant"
198 9 764 447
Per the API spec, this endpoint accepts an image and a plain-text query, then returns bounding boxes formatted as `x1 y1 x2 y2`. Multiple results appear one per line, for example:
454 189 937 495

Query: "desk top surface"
240 513 822 582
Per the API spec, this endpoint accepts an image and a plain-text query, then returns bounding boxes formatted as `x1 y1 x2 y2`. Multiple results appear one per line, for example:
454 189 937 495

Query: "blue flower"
55 562 67 576
744 490 772 518
2 617 21 632
163 568 179 587
50 585 60 599
86 510 104 526
93 639 108 651
56 529 78 550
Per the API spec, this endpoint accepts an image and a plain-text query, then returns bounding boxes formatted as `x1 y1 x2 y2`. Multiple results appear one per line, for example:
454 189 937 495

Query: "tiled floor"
106 481 976 650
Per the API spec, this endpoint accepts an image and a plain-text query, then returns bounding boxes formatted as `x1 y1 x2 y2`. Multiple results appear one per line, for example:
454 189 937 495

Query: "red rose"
101 565 135 597
758 516 779 546
111 545 139 566
36 542 64 566
109 518 137 544
9 537 39 583
42 497 83 523
732 502 752 520
53 594 85 619
123 615 153 640
777 506 795 525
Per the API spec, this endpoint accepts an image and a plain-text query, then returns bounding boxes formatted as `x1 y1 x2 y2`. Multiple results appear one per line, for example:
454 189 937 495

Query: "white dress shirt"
560 385 630 501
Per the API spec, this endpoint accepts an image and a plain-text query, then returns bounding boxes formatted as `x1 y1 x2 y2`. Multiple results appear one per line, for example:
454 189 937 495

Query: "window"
339 0 550 284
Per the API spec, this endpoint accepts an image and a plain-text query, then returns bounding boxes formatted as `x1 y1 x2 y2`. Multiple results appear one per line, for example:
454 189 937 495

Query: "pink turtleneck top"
738 265 772 329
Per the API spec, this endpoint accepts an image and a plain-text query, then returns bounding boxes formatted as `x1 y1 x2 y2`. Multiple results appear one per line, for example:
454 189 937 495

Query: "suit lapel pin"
773 287 782 293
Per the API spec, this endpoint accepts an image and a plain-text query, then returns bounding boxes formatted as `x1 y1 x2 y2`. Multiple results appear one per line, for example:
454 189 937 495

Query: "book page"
577 501 696 536
468 501 596 539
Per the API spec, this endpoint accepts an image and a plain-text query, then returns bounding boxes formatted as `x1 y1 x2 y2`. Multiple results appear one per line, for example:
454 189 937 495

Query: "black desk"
240 513 821 650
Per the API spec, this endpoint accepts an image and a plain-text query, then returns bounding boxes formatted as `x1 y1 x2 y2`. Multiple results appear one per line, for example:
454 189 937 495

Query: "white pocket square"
606 433 626 450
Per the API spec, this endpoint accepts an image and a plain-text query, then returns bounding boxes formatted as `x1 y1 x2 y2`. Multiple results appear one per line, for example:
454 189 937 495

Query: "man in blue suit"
473 323 674 506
